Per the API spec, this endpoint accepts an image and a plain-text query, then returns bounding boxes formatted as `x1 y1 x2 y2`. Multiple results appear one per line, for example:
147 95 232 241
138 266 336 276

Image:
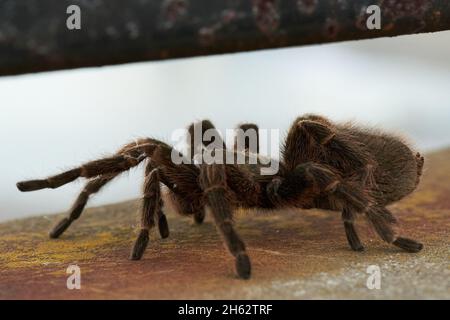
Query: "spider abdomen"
347 127 423 205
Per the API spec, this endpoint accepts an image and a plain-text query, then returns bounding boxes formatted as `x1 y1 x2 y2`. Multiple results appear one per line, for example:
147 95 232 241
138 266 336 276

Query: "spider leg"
156 198 169 239
199 163 251 279
46 140 155 238
48 143 171 239
366 206 423 253
188 119 226 160
283 118 333 170
267 162 370 251
283 115 371 174
49 174 117 238
17 138 178 192
193 208 206 224
145 159 173 239
415 152 425 186
130 168 162 260
145 161 170 239
234 123 259 154
16 140 164 192
187 120 225 224
268 162 369 212
269 162 422 253
225 164 261 207
342 207 364 251
295 114 334 126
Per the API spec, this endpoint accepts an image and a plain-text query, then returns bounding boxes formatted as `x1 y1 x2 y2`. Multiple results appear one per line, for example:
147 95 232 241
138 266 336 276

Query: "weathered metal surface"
0 0 449 76
0 148 449 299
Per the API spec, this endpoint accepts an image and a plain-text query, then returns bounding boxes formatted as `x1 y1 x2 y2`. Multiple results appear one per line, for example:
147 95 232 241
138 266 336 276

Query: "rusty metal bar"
0 0 449 76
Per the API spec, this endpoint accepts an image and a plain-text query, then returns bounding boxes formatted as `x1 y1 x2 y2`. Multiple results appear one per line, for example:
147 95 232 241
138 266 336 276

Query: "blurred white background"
1 31 450 222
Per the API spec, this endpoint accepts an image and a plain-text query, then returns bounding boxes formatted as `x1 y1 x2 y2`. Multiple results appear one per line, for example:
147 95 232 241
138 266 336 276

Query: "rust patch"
160 0 189 30
297 0 319 15
323 18 340 39
381 0 432 31
252 0 280 36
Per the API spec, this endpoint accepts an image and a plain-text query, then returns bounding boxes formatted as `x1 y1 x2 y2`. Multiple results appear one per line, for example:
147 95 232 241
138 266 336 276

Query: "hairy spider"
17 114 424 279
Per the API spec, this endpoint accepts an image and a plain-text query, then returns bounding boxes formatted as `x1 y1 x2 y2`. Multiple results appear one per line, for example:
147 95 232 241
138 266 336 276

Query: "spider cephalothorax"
17 114 424 279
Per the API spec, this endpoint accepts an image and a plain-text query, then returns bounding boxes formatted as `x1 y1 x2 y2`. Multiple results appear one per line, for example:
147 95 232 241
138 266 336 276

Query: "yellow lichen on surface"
401 188 440 208
0 231 126 269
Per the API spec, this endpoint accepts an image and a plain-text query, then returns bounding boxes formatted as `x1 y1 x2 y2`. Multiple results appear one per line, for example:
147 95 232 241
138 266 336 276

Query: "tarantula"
17 114 424 279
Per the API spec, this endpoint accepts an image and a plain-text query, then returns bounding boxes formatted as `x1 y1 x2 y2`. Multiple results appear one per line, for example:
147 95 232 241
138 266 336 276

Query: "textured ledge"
0 148 449 299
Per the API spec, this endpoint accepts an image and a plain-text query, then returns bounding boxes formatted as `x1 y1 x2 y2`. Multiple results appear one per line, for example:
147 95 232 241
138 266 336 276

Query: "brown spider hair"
17 114 424 279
